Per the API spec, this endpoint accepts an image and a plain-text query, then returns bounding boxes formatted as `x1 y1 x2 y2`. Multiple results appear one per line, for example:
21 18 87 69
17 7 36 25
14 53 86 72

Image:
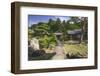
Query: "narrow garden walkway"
52 45 66 60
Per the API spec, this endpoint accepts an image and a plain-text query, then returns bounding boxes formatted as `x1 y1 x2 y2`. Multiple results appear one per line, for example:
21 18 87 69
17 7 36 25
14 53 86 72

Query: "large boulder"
30 38 40 50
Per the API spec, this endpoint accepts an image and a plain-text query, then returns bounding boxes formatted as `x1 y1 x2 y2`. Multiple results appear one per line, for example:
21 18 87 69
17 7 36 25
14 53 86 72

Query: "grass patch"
63 42 88 58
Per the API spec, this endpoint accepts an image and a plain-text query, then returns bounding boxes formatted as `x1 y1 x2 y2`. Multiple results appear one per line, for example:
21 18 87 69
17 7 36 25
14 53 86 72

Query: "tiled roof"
67 29 82 35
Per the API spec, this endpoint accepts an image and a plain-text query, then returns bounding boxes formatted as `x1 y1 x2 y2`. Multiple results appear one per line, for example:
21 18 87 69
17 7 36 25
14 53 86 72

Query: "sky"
28 15 71 27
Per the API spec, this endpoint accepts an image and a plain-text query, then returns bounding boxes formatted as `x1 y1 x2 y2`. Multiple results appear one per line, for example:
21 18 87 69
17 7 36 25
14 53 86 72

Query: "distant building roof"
67 29 82 35
54 33 62 35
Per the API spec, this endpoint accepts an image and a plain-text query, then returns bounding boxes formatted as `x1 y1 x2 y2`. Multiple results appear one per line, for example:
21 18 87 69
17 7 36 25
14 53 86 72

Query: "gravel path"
52 46 66 60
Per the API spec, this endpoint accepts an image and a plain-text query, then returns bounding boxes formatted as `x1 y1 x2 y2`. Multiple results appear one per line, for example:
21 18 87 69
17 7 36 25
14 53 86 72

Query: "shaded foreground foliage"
28 46 56 60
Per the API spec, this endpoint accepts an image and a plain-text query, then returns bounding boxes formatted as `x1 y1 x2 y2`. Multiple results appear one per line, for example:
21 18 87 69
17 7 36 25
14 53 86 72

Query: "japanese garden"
28 15 88 60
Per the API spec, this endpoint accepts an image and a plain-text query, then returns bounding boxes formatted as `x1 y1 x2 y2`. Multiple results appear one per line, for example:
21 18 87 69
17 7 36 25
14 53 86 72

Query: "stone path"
52 46 66 60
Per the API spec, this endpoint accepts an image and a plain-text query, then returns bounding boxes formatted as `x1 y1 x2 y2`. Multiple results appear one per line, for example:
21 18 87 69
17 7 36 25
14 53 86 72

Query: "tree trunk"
79 17 87 44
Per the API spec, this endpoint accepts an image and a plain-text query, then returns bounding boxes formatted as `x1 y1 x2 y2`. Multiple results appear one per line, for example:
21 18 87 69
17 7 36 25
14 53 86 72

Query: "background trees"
28 16 88 49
